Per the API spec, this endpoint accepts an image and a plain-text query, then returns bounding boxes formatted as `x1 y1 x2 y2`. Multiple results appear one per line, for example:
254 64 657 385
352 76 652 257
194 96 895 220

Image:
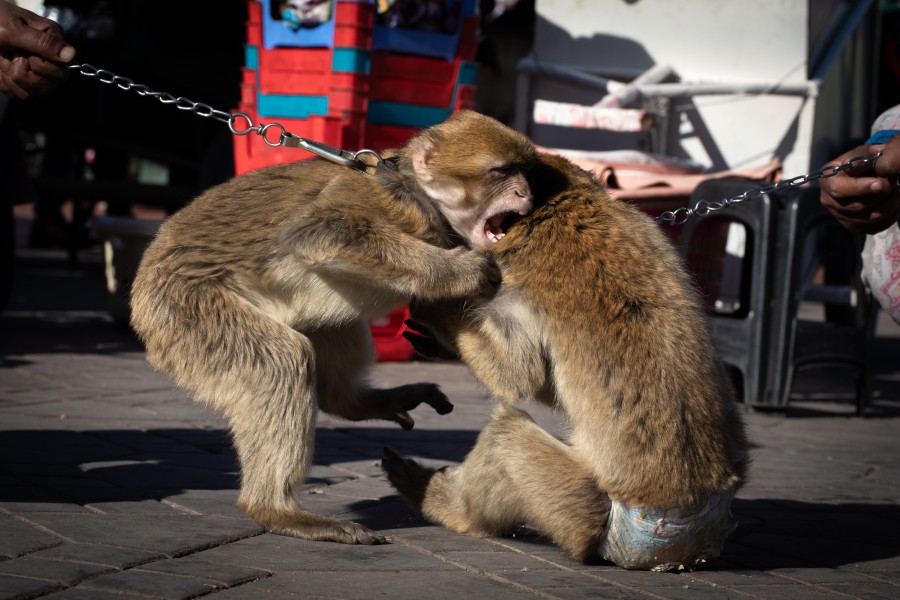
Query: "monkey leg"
308 323 453 430
383 406 611 562
231 396 386 545
133 283 385 545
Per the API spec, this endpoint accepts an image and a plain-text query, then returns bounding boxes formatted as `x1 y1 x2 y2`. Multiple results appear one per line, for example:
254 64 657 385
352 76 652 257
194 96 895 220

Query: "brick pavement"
1 248 899 600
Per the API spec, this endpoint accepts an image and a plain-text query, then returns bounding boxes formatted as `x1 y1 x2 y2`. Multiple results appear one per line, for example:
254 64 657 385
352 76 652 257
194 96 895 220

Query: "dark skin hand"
820 135 900 235
0 1 75 99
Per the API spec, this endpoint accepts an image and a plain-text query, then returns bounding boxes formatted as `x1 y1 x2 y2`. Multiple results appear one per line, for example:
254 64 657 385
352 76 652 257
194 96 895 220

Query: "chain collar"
68 63 384 173
67 63 886 224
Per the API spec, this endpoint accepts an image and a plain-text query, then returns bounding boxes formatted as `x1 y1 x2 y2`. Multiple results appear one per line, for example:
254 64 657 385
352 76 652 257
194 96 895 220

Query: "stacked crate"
237 1 479 169
237 0 480 360
365 0 479 150
236 0 374 174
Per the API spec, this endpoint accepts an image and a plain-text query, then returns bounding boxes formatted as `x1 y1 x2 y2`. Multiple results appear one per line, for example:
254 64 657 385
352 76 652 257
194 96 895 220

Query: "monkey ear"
410 135 439 183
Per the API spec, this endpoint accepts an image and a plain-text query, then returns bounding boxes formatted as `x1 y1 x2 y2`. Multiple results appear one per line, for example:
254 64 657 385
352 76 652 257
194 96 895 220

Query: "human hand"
0 2 76 99
819 135 900 235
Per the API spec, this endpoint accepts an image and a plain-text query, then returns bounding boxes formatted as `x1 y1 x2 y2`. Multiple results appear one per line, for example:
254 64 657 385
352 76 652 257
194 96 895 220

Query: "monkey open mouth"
483 210 528 244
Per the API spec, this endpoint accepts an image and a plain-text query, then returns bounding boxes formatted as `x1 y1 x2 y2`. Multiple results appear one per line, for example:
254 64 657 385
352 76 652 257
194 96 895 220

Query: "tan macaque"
129 110 537 545
382 153 750 570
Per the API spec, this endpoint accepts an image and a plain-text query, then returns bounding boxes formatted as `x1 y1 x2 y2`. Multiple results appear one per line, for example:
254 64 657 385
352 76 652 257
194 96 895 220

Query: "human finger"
870 136 900 179
26 54 69 83
1 54 56 98
0 7 75 64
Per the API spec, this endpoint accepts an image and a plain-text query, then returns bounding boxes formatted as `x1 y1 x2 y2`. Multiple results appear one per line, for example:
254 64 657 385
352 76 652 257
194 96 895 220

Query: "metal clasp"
282 135 382 172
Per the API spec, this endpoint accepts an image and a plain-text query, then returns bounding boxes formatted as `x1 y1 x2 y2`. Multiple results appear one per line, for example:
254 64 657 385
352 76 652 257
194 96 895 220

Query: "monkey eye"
489 165 517 177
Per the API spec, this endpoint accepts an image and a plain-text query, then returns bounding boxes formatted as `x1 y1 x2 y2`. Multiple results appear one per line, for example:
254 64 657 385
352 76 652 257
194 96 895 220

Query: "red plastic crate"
369 306 416 362
246 2 263 46
248 0 261 25
335 1 374 25
258 68 368 96
333 1 373 47
329 88 368 112
334 24 372 48
259 47 333 73
370 76 456 107
364 124 420 151
454 84 476 110
371 52 460 84
240 68 256 108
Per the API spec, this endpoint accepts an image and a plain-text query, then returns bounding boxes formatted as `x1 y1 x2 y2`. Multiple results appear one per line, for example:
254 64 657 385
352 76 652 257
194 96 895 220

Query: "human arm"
0 1 76 99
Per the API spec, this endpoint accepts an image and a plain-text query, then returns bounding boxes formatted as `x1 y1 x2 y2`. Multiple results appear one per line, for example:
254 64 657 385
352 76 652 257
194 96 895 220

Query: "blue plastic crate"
261 0 337 49
332 47 371 73
458 61 478 84
257 93 330 118
245 44 259 69
372 0 476 61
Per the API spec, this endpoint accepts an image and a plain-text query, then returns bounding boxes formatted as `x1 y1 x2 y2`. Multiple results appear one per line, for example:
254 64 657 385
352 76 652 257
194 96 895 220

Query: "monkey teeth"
484 210 525 244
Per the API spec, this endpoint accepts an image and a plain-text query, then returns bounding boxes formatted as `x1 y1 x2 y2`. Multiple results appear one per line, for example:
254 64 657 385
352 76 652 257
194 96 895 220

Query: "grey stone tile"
442 550 556 571
20 513 263 556
28 543 162 568
129 556 270 586
81 500 194 516
0 556 115 585
727 585 852 599
159 489 248 519
0 514 62 559
390 527 511 553
539 586 655 600
78 569 228 599
488 567 620 589
0 499 94 515
195 534 455 572
259 570 547 600
39 589 140 600
824 583 900 599
187 583 293 599
0 574 63 599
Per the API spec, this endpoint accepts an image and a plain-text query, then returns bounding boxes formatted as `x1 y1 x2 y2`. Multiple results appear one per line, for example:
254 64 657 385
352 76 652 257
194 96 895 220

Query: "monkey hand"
406 297 470 353
403 320 460 361
363 383 454 430
439 247 502 300
470 250 503 301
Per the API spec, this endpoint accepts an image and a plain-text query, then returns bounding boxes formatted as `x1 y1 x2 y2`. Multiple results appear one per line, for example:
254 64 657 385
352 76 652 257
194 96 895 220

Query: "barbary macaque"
382 153 750 570
129 110 537 545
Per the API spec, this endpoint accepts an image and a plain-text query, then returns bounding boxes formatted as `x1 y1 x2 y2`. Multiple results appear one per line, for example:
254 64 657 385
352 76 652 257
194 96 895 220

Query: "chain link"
654 153 883 225
68 63 379 171
69 63 885 222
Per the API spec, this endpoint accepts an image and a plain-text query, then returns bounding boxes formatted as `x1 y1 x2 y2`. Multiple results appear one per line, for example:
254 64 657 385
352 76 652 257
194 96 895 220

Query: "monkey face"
407 111 537 248
472 165 533 246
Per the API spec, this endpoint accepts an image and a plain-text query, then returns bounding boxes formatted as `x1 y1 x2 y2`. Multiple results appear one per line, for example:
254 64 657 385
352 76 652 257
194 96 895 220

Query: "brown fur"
129 111 537 545
382 152 749 561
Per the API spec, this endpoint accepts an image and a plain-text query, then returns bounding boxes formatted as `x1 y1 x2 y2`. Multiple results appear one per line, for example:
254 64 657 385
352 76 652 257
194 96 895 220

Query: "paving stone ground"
1 247 899 600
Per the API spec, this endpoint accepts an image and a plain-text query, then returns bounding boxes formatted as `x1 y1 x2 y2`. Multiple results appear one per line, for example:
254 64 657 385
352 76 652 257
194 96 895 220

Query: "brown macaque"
383 153 750 570
129 110 537 545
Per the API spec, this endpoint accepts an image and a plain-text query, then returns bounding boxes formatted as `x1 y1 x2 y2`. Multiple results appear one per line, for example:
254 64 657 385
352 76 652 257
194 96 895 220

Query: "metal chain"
69 63 884 224
654 153 883 225
67 63 382 172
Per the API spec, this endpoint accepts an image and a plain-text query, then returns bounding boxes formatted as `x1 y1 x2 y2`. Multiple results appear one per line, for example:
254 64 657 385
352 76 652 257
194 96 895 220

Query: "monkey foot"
250 508 387 545
381 447 438 511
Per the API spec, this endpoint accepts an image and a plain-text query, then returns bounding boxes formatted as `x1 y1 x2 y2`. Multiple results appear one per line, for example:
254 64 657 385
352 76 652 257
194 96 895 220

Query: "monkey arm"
286 217 500 301
453 297 549 405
